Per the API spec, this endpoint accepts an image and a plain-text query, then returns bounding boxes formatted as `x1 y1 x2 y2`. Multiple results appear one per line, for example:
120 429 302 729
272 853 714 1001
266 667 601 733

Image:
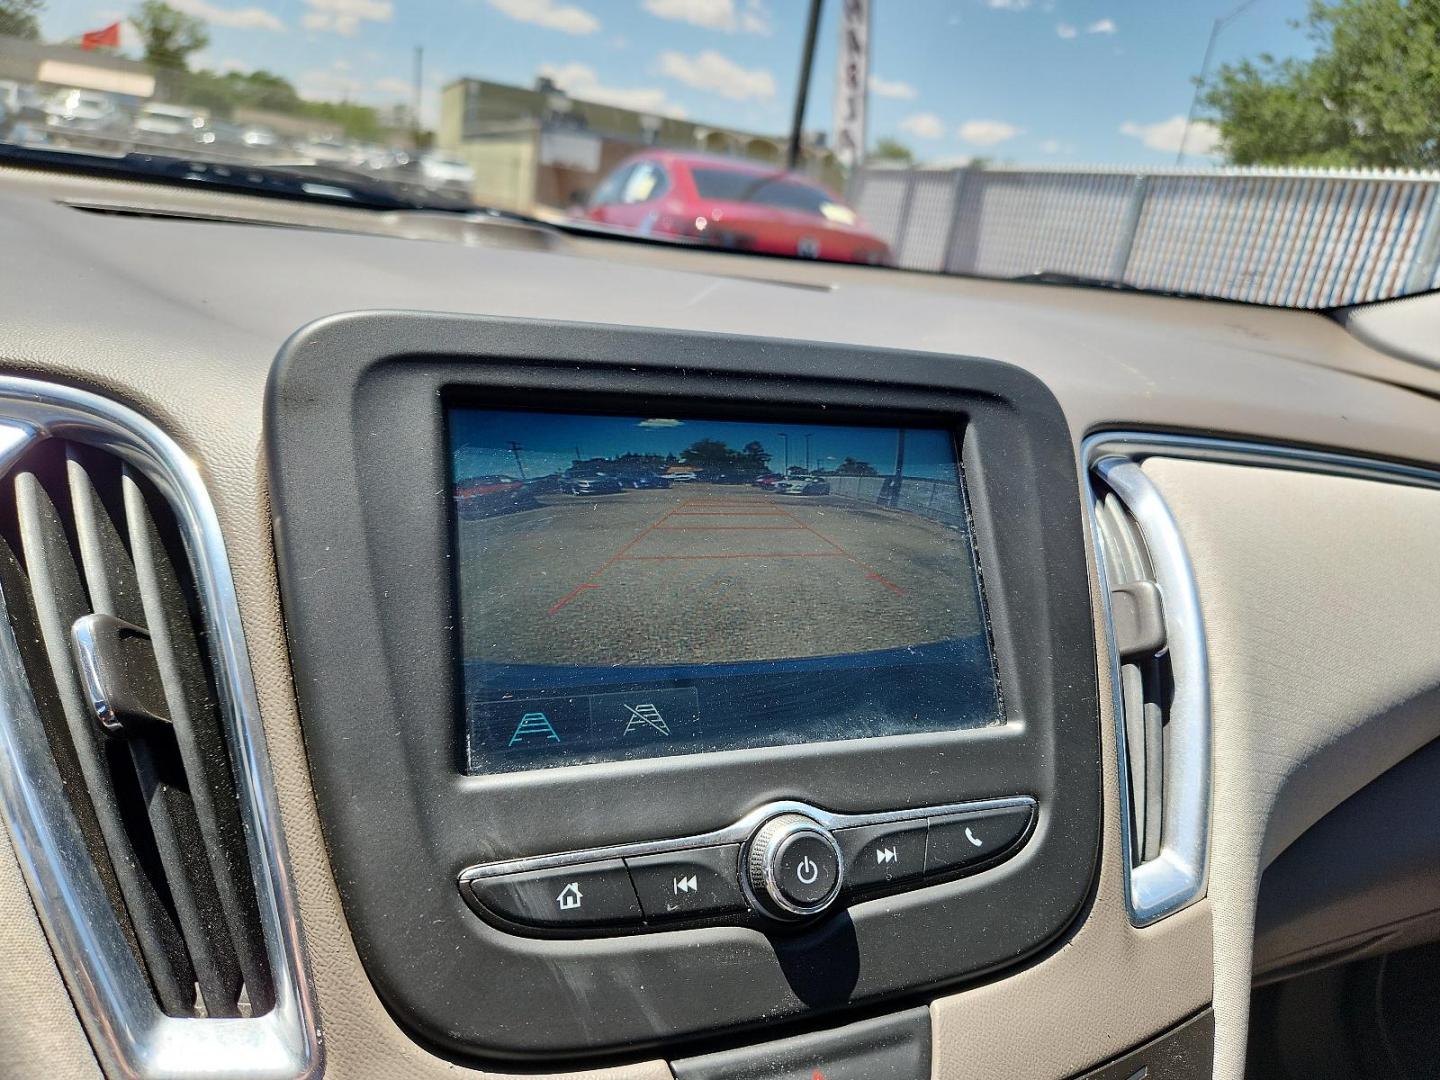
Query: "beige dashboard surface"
1143 458 1440 1080
1 178 1439 1079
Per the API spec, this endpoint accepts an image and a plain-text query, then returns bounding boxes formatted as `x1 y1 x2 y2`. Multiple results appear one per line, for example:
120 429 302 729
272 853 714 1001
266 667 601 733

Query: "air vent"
1088 446 1210 927
0 439 272 1017
0 384 315 1078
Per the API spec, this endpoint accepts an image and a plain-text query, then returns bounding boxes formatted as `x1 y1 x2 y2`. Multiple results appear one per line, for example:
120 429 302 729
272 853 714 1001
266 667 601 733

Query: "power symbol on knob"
743 813 843 920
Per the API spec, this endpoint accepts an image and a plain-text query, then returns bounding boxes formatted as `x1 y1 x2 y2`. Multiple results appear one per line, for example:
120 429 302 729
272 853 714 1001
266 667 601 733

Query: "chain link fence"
850 165 1440 308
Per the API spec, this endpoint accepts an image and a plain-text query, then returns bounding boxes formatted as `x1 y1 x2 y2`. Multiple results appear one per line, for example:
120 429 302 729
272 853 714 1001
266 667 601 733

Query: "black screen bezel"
266 312 1101 1064
445 400 1003 775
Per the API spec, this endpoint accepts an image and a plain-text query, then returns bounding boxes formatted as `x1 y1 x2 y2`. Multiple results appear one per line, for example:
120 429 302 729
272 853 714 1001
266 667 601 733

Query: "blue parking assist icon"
509 712 560 746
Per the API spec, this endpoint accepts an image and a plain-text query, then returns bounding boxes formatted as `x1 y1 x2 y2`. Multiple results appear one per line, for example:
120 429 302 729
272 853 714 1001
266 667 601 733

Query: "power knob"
744 813 843 919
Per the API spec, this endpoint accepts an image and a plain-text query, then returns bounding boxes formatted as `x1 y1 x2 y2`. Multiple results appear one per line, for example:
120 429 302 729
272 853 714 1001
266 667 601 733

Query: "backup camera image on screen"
449 407 1001 773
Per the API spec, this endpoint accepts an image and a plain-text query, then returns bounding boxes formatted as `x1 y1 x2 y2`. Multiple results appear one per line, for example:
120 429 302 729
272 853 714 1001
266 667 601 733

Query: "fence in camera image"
850 164 1440 308
823 473 966 529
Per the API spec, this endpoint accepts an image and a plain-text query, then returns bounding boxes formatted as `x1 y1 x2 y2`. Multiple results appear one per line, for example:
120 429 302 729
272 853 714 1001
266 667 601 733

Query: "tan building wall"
453 124 539 212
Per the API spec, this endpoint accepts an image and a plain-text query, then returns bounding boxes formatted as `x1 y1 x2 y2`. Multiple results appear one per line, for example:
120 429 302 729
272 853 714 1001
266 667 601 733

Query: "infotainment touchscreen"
449 407 1001 773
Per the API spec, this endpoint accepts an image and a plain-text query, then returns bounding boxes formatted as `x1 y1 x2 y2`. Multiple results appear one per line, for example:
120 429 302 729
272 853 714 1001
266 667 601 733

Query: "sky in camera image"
36 0 1314 165
449 409 959 481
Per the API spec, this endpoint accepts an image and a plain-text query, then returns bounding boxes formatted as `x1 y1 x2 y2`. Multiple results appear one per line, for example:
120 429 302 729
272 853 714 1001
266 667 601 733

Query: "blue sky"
450 408 957 480
42 0 1313 164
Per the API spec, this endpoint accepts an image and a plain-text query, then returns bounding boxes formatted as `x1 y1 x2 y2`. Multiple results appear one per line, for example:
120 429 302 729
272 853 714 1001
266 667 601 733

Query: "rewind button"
625 844 746 922
835 820 929 890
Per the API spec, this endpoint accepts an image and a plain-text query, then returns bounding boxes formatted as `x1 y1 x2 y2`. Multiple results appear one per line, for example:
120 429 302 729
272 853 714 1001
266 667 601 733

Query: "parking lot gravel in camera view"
456 484 982 667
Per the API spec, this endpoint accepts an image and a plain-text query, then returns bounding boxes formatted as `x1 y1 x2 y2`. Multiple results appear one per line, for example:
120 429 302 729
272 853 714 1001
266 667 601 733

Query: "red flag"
80 22 121 50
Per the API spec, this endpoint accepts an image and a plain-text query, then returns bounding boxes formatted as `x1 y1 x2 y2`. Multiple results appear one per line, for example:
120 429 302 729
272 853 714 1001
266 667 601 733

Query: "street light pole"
804 434 812 472
778 433 790 473
1177 0 1261 166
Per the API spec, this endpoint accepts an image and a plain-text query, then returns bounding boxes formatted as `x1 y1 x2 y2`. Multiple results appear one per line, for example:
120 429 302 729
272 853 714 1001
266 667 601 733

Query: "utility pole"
778 432 790 473
804 434 813 472
1177 0 1261 165
412 45 424 149
786 0 824 172
506 441 527 480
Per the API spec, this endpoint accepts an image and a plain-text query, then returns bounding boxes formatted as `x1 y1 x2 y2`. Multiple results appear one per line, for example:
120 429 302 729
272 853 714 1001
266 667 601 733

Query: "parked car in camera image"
579 150 891 265
559 473 623 495
617 473 671 489
452 474 534 518
752 472 784 489
774 476 830 496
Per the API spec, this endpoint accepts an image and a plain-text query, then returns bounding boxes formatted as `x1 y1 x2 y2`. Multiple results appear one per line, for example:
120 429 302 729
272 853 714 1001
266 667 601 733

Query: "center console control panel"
460 797 1037 934
268 314 1102 1062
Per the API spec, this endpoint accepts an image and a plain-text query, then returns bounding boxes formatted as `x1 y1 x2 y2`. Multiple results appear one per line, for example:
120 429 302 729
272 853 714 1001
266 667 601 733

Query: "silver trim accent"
69 612 123 733
748 814 844 919
1090 452 1211 927
1084 430 1440 927
0 384 319 1080
459 795 1036 882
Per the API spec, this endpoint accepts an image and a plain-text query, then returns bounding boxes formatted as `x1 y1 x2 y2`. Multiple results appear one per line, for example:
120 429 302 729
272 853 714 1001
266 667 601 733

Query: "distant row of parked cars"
0 82 475 196
453 468 835 516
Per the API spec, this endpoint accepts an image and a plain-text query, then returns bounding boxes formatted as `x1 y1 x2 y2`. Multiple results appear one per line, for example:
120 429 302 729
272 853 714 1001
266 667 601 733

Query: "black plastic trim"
265 313 1101 1063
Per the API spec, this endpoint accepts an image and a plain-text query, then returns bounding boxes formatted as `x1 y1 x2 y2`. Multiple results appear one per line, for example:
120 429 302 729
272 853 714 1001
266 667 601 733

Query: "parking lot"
455 484 983 667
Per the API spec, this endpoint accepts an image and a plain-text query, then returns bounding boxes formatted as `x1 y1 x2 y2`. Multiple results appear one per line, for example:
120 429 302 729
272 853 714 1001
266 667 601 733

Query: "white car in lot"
133 103 208 140
774 476 830 496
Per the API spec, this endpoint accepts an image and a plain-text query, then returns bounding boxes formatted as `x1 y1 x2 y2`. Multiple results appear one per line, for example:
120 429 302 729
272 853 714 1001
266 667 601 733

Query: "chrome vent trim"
1087 449 1210 927
0 380 319 1080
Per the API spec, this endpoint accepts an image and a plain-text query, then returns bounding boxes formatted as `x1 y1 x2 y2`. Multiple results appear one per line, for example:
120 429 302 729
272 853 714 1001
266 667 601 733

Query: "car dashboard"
2 163 1440 1080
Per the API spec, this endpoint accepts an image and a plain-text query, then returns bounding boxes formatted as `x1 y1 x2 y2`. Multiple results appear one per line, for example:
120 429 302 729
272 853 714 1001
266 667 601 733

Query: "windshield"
4 1 1438 305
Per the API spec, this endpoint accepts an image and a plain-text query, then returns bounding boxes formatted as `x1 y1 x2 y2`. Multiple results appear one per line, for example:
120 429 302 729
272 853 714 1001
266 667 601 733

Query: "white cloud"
657 49 775 101
1120 115 1221 156
1055 22 1077 38
959 119 1022 146
869 74 917 100
638 418 684 428
374 76 413 98
739 0 770 34
985 0 1031 9
642 0 768 33
899 112 944 140
301 0 390 35
538 61 686 116
487 0 599 34
167 0 283 31
1038 138 1075 154
1087 17 1117 34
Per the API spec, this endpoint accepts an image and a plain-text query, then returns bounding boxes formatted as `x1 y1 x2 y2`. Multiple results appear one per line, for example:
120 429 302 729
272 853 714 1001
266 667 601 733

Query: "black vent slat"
0 437 276 1021
12 461 198 1014
125 468 275 1015
66 447 146 626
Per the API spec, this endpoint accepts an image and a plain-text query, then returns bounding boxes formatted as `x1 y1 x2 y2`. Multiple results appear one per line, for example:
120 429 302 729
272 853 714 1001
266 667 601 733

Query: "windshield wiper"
0 142 530 218
1009 270 1141 291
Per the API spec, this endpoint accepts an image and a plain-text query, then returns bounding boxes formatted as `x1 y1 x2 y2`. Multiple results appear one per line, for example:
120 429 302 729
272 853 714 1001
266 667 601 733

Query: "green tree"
679 439 741 469
0 0 43 39
834 457 878 476
131 0 208 71
870 137 915 165
1203 0 1440 168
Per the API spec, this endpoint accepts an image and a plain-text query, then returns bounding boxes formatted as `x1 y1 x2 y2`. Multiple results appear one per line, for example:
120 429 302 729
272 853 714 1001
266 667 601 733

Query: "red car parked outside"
579 151 891 265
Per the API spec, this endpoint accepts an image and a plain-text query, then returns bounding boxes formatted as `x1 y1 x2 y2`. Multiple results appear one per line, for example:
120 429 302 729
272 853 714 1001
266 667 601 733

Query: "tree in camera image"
1205 0 1440 168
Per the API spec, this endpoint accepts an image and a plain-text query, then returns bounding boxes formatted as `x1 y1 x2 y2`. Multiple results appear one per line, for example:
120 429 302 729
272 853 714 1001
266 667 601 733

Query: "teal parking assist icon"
509 712 560 747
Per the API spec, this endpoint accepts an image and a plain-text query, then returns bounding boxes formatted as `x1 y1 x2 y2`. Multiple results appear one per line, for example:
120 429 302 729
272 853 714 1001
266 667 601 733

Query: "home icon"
556 882 583 911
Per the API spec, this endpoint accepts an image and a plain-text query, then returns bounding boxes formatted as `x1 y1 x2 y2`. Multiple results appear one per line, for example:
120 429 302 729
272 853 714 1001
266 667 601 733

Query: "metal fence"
850 164 1440 308
824 474 965 529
